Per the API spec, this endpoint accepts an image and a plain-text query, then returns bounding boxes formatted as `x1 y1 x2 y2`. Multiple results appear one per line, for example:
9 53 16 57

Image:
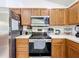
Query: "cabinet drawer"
16 51 29 58
16 47 29 52
16 39 28 43
52 39 65 45
16 43 28 47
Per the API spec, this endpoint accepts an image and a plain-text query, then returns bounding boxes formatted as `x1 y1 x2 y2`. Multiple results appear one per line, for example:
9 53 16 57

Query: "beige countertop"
51 35 79 43
16 34 79 43
16 34 32 39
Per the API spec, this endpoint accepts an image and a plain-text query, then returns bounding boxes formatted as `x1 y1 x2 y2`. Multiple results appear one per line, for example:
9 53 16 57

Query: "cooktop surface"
29 32 51 39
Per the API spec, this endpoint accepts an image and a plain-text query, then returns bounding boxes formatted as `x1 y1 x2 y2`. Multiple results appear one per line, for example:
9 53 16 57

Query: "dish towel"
34 40 45 49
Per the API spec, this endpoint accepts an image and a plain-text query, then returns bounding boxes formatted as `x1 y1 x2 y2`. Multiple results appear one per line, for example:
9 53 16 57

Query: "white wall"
48 0 78 7
0 1 7 7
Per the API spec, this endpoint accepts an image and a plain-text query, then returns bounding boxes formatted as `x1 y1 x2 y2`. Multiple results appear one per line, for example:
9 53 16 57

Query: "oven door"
29 42 51 56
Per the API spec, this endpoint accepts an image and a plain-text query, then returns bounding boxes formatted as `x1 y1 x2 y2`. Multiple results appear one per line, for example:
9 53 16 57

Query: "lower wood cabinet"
16 39 29 58
67 46 79 58
15 38 79 58
67 40 79 58
51 39 79 58
51 39 66 58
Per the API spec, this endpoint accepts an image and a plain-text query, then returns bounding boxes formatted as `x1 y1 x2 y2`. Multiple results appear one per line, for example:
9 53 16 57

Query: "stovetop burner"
29 32 51 39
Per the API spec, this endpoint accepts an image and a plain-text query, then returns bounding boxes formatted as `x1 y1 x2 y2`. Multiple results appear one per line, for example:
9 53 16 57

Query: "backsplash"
49 26 64 35
63 25 73 35
32 27 49 32
70 25 77 36
22 25 77 36
50 25 76 36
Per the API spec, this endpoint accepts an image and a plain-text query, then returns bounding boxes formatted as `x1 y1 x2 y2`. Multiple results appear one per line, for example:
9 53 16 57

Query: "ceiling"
0 0 78 8
48 0 78 7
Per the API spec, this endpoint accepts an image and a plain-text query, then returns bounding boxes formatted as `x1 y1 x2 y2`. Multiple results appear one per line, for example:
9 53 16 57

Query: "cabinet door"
50 9 56 26
40 9 49 16
21 9 31 25
55 9 65 25
51 39 66 58
51 45 65 58
50 9 68 26
67 40 79 58
11 8 21 15
69 2 79 24
67 46 79 58
16 39 29 58
31 8 40 16
77 2 79 24
16 51 29 58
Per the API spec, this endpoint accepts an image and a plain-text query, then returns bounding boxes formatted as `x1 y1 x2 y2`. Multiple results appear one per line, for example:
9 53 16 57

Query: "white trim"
67 0 79 8
0 0 78 8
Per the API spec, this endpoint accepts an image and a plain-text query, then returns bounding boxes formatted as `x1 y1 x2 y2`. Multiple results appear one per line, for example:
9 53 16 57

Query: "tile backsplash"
50 25 76 36
23 25 76 36
63 25 73 35
49 26 64 35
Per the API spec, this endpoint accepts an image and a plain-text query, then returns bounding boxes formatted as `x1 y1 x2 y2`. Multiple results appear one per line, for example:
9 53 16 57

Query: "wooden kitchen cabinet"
10 8 21 15
67 46 79 58
10 9 20 21
20 8 70 26
16 39 29 58
31 8 49 16
40 9 49 16
51 39 66 58
78 2 79 23
21 8 31 25
21 8 49 25
31 8 40 16
50 9 68 26
69 2 79 25
67 40 79 58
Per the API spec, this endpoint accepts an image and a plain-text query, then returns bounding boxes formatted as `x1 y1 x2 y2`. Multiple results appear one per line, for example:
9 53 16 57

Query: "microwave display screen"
38 29 42 31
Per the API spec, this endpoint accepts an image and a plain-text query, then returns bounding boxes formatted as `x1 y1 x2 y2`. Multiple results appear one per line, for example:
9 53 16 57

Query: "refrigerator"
0 8 9 58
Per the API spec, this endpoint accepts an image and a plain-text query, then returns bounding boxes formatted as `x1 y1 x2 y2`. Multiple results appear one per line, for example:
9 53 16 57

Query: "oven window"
29 42 51 56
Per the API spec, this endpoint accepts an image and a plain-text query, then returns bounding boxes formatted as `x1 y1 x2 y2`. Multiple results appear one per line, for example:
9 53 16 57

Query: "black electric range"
29 32 51 56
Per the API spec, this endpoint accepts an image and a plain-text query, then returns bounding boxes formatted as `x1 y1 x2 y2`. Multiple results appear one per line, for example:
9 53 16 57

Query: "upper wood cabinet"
50 9 68 26
20 8 69 26
21 9 31 25
69 2 79 25
31 8 49 16
11 8 21 15
31 8 40 16
21 8 50 25
40 9 49 16
51 39 66 58
10 9 20 21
